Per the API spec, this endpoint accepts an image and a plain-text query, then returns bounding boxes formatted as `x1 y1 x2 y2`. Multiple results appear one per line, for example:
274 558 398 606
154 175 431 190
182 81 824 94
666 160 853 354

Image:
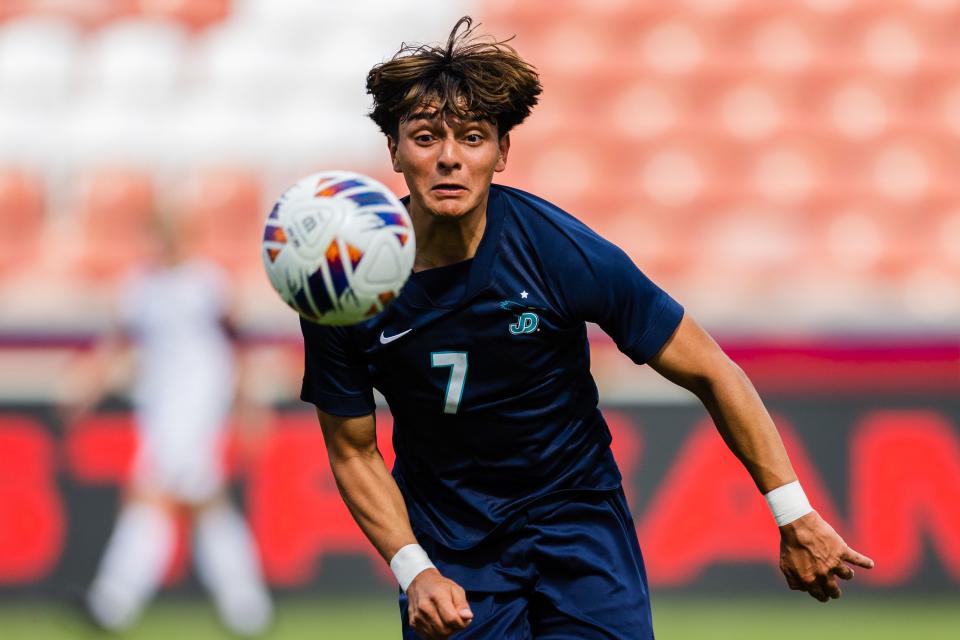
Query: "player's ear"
494 133 510 173
387 136 401 173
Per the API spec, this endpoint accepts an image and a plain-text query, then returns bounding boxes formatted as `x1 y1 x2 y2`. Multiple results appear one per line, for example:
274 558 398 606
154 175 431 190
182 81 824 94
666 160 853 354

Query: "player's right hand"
406 568 473 639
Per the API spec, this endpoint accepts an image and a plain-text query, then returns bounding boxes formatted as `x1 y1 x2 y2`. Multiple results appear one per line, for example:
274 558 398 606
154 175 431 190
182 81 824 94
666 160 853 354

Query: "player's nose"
436 138 461 170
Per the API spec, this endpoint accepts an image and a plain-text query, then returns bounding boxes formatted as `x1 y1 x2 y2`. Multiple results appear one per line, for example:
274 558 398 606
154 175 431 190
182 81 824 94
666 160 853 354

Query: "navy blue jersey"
300 184 683 550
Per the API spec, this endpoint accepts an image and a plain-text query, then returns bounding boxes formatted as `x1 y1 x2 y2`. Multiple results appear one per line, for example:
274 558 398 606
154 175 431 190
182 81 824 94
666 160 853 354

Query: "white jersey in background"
119 259 235 503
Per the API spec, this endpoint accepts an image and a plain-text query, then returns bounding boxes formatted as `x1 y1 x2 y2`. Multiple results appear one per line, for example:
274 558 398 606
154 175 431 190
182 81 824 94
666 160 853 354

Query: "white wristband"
389 544 436 592
764 480 813 527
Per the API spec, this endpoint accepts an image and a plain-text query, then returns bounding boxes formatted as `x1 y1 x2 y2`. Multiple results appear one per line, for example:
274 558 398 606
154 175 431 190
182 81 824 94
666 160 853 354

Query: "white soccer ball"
262 171 415 325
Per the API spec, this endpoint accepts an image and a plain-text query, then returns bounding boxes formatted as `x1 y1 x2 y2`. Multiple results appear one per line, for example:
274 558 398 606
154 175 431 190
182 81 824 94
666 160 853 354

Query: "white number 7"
430 351 468 414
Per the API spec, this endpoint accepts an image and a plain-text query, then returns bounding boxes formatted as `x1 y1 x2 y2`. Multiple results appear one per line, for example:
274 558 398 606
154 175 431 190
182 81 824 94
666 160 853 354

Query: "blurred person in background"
61 212 273 637
302 17 875 640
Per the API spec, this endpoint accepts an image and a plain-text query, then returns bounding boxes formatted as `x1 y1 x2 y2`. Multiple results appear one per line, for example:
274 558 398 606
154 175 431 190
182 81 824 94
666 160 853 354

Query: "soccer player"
300 17 874 640
63 215 273 637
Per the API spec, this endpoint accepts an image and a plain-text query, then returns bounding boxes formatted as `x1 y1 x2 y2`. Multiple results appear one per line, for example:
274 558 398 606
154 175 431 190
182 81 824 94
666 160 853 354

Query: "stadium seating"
179 169 264 277
70 169 156 283
0 0 956 331
83 19 188 108
0 170 44 279
0 0 230 31
0 16 78 110
485 0 960 329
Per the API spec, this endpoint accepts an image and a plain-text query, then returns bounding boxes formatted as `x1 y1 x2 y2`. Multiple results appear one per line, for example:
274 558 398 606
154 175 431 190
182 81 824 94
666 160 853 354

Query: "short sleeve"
300 317 376 416
551 227 684 365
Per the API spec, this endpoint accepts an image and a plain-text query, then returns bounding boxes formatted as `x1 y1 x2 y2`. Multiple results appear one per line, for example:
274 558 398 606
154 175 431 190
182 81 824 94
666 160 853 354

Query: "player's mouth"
431 183 467 196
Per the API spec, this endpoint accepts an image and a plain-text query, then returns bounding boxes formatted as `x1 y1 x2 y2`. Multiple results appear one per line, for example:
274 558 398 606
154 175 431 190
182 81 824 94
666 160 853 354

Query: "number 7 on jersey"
431 351 468 414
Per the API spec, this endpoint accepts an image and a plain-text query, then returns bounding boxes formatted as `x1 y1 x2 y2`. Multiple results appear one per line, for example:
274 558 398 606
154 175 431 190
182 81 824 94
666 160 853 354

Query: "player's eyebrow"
405 109 490 127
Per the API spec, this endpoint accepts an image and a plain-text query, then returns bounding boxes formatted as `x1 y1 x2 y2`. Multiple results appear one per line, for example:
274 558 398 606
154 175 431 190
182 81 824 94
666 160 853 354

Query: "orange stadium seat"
593 77 688 142
852 9 935 78
0 0 231 30
0 170 44 279
837 135 947 207
694 72 797 142
504 134 632 208
937 205 960 248
741 137 831 205
484 0 619 24
139 0 232 31
180 169 264 277
593 209 698 284
898 210 960 289
746 10 825 75
0 1 26 23
809 71 913 142
916 75 960 136
934 210 960 281
699 206 813 276
72 169 155 283
815 203 929 283
0 0 138 29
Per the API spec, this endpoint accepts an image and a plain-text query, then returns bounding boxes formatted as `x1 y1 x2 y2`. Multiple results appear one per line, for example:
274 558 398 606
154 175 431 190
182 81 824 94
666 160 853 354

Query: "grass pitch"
1 595 957 639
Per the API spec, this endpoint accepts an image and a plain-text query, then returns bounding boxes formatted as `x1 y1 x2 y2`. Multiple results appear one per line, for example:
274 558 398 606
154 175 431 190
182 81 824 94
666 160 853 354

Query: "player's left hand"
778 511 874 602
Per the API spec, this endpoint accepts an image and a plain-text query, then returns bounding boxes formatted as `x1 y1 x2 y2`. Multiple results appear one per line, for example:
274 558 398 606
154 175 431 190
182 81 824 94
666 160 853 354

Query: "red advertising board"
1 396 958 594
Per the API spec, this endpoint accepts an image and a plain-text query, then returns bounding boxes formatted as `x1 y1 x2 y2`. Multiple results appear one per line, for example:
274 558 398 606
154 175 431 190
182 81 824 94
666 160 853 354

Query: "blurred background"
0 0 958 638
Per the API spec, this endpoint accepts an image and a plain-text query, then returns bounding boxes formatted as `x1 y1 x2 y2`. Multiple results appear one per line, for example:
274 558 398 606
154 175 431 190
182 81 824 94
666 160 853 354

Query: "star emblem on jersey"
379 328 412 344
520 290 529 299
498 300 540 335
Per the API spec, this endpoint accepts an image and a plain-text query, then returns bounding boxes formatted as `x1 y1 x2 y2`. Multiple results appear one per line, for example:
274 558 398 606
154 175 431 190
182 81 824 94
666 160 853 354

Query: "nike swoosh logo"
379 328 412 344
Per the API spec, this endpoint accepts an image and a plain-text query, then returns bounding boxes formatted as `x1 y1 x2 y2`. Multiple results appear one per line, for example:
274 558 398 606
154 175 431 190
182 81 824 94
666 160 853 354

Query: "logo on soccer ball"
262 171 415 325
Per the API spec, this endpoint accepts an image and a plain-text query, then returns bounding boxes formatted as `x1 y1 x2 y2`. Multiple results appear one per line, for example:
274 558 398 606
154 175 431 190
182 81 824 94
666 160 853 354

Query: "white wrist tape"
764 480 813 527
390 544 436 592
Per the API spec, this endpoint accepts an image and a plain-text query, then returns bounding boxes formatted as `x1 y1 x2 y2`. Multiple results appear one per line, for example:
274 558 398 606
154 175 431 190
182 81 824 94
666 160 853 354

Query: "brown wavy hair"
366 16 542 138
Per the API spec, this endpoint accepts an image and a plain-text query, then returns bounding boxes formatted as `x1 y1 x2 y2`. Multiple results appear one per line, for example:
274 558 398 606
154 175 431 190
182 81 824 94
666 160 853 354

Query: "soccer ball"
262 171 415 325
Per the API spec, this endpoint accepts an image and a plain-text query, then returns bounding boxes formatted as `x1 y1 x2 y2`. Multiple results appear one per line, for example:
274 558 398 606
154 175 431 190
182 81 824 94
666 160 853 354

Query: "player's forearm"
62 337 127 411
693 361 797 493
327 449 419 562
317 409 420 561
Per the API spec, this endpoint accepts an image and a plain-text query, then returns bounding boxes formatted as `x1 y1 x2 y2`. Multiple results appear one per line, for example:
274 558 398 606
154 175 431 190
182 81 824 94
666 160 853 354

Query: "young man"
300 17 873 640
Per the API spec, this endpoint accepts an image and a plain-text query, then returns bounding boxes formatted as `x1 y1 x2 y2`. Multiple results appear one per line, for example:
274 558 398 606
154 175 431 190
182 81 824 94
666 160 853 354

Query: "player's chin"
426 200 472 220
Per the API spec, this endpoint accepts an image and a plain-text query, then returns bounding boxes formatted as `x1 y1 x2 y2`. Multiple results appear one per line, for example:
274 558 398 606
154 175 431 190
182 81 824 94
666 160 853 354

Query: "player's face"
388 109 509 221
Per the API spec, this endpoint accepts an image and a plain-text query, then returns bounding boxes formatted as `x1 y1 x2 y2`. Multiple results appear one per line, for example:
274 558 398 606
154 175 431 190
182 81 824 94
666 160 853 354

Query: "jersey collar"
398 185 508 309
463 184 507 300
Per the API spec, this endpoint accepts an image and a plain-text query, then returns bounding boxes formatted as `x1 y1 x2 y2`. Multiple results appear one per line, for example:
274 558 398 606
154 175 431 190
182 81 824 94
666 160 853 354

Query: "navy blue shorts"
399 488 654 639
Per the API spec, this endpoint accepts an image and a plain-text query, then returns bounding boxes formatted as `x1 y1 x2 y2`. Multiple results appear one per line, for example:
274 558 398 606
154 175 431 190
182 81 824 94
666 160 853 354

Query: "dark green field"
2 595 958 640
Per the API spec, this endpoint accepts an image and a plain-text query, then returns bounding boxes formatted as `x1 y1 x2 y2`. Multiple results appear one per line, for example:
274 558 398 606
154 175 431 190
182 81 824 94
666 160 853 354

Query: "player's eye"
414 133 435 144
464 133 483 144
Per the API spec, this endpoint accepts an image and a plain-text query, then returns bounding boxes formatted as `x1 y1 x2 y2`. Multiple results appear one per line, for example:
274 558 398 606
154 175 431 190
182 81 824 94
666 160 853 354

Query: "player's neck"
410 193 488 272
